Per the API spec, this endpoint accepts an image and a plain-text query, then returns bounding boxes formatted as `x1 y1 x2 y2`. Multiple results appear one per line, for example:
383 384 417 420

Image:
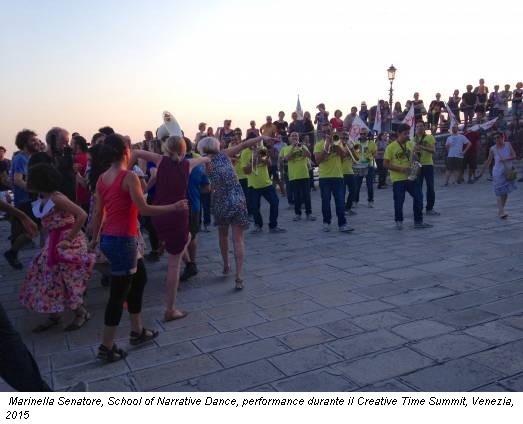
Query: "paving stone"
53 360 130 390
378 268 432 281
327 329 406 360
480 294 523 316
359 379 416 392
337 300 394 317
436 308 498 328
313 291 368 307
412 333 491 361
357 283 407 299
499 373 523 391
273 369 358 392
278 327 335 350
247 318 303 338
257 300 324 321
245 384 277 392
432 291 502 311
151 380 200 392
156 323 218 346
126 341 201 370
352 311 410 330
51 348 96 370
269 345 343 376
473 383 512 392
251 290 311 308
395 302 450 320
196 360 284 391
134 354 222 391
204 302 260 320
318 319 364 338
464 321 523 345
211 312 266 332
192 329 258 353
502 315 523 330
391 320 455 341
88 375 137 392
401 358 504 391
383 287 456 306
212 338 289 368
469 340 523 375
293 308 348 326
334 348 434 386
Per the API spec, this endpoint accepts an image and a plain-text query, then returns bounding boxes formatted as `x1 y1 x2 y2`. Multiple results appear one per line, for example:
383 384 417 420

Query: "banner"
373 101 382 133
469 116 498 131
444 102 459 129
349 115 371 141
402 104 415 139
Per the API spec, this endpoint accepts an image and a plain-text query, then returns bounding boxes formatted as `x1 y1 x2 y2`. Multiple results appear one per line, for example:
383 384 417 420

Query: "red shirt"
97 170 138 237
74 152 90 206
330 117 343 131
464 131 480 155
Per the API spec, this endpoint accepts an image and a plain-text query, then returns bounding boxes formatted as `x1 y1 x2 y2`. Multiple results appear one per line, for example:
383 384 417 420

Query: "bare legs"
164 235 191 320
218 225 245 288
497 194 508 218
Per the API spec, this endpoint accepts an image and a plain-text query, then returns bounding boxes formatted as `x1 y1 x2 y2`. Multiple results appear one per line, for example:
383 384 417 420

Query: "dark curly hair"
15 129 37 150
27 163 62 194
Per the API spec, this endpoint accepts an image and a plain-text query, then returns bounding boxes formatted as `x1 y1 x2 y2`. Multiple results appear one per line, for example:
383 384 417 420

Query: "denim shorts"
100 235 138 276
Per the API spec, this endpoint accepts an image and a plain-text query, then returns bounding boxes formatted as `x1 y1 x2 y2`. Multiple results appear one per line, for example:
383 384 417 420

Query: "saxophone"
407 136 422 181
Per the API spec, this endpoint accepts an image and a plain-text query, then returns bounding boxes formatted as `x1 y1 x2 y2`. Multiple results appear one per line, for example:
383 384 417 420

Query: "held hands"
171 199 189 211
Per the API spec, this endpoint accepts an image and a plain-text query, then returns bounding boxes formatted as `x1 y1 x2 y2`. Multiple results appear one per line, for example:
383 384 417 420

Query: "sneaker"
368 201 374 208
322 223 331 232
426 210 440 216
395 221 403 230
306 214 316 221
4 250 22 270
250 225 262 234
269 226 287 233
338 225 355 233
414 222 433 229
293 215 302 222
144 251 160 262
180 262 198 282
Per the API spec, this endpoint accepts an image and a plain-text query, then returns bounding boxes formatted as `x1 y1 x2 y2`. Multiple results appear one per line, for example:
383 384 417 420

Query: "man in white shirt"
444 126 471 186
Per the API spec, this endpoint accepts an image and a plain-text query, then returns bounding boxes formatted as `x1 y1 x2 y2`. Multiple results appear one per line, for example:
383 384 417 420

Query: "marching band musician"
280 132 316 222
341 132 359 215
414 121 440 216
313 123 354 233
353 130 377 208
383 123 433 230
240 136 286 234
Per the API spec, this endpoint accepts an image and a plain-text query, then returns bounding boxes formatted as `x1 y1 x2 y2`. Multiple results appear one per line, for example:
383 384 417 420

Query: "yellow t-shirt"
354 140 377 165
240 148 271 189
260 123 277 137
342 157 354 175
414 134 436 166
233 156 246 179
384 140 414 182
280 145 309 181
313 140 343 179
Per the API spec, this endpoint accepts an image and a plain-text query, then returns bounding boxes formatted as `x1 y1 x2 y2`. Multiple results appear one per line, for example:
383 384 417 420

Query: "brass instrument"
325 135 342 154
251 139 268 176
407 137 422 181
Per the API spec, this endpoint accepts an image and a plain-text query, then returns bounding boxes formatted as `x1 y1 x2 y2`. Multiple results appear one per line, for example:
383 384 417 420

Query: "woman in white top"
479 131 517 218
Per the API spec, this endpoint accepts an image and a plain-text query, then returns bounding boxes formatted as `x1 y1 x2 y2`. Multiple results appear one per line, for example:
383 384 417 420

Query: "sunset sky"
1 0 521 151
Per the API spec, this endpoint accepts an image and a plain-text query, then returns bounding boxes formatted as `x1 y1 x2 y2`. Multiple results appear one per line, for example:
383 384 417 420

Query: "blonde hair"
197 136 220 155
162 135 186 161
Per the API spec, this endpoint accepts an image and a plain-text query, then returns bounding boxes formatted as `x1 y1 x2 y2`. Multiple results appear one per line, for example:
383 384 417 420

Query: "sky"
1 0 521 151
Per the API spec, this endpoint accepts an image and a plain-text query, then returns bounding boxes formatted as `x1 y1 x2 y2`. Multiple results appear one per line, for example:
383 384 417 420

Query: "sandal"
163 310 188 322
129 328 159 346
32 314 61 333
64 309 91 332
235 278 244 291
97 343 127 363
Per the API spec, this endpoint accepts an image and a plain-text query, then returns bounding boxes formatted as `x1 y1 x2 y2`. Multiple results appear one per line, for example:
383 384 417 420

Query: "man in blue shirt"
180 138 210 282
5 130 39 269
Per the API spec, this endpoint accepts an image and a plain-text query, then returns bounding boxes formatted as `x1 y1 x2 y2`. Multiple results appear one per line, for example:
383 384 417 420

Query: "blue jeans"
343 174 357 210
201 191 211 225
319 178 347 227
392 179 423 223
251 185 279 229
284 174 294 205
420 165 435 211
0 302 52 391
290 178 312 216
355 166 375 202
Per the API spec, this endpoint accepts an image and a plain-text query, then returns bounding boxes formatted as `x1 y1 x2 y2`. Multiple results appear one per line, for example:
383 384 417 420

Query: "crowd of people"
0 81 520 381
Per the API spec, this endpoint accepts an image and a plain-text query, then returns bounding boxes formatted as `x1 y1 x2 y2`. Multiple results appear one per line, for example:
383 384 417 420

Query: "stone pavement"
2 172 523 392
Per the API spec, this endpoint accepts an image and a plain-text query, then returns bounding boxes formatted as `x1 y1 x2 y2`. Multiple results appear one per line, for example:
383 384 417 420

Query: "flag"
444 102 459 129
295 95 304 120
349 115 371 141
402 104 416 139
373 101 382 133
469 116 498 131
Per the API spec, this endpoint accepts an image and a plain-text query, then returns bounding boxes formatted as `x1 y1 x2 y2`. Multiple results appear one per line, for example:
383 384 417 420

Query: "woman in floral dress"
19 163 94 332
197 135 270 289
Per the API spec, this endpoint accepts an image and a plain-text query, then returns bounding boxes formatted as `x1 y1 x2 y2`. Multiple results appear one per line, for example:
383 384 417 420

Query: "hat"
316 103 325 109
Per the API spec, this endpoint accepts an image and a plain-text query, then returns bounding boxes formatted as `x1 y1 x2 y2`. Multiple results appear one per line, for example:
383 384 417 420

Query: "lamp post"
387 64 396 111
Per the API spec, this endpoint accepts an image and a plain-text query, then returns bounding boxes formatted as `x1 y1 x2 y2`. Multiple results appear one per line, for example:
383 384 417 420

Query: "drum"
353 164 368 177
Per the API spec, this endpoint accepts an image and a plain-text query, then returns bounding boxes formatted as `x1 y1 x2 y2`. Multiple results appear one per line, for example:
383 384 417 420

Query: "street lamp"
387 64 396 111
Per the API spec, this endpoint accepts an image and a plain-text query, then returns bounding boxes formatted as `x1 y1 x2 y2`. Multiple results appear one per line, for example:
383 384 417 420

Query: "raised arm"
222 136 267 158
131 150 163 167
0 200 38 238
188 156 211 173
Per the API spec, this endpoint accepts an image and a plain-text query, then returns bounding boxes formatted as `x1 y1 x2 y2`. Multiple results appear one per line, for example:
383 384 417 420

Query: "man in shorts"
180 138 210 281
444 126 471 186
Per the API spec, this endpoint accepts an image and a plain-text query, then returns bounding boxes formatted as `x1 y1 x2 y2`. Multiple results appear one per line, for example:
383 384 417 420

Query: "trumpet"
251 140 268 176
407 138 422 181
325 135 342 154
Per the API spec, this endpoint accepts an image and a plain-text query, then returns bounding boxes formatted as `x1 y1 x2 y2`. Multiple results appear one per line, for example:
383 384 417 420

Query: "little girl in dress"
19 163 95 332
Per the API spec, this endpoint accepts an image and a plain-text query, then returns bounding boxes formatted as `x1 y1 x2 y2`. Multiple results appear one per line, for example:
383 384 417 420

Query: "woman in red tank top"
89 134 188 363
132 136 209 322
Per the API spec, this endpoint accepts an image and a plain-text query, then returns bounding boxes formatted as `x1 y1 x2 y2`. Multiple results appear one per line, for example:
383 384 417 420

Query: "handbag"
504 165 517 181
